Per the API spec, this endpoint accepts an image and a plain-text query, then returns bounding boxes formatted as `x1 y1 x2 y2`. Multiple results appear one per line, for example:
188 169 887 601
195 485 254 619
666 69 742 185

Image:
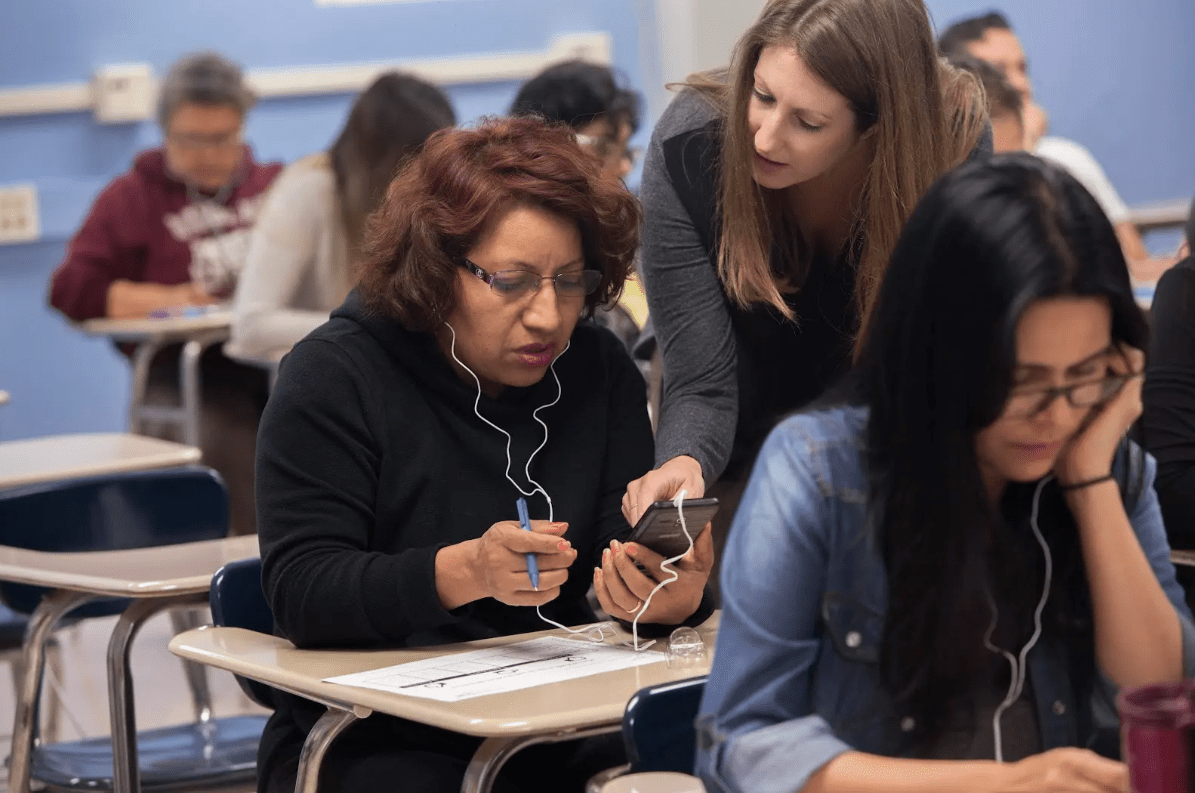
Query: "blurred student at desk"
48 51 281 535
939 12 1177 282
256 118 714 793
226 72 455 361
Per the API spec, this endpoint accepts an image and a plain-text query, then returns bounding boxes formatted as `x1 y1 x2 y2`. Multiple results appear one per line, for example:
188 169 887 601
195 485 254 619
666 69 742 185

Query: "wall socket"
0 184 40 245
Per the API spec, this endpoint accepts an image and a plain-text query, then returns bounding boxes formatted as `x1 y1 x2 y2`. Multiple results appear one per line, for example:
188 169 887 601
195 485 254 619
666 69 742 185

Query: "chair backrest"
210 557 275 708
623 676 707 775
0 466 229 615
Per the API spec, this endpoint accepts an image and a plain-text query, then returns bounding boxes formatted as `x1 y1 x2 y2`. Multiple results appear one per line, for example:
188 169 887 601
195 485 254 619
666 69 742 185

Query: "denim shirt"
695 404 1195 793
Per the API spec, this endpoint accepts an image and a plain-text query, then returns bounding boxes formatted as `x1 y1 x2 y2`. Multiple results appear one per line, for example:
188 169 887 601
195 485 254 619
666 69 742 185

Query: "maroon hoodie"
49 146 283 321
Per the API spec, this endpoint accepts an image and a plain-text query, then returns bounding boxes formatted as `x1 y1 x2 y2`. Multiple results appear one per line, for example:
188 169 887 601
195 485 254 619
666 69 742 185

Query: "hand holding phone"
627 498 720 558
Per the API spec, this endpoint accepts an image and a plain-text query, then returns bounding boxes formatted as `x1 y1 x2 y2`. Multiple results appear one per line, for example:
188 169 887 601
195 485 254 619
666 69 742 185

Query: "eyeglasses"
460 258 602 300
575 133 643 168
1002 374 1134 419
167 130 242 152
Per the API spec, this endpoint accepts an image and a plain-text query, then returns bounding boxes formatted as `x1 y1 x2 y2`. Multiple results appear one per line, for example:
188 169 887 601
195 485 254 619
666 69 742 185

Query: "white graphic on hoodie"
163 194 267 297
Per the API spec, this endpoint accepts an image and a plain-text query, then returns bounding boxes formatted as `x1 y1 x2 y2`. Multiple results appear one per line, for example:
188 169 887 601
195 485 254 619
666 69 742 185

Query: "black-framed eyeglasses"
460 258 602 300
1002 374 1134 419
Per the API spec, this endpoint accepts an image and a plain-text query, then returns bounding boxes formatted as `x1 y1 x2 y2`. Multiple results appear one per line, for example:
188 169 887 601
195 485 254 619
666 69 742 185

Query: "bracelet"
1059 473 1116 491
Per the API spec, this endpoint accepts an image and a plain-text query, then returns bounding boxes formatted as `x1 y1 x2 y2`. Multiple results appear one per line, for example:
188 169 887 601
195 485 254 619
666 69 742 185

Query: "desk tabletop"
78 310 233 343
1126 198 1192 232
170 614 718 737
0 433 202 489
0 535 258 596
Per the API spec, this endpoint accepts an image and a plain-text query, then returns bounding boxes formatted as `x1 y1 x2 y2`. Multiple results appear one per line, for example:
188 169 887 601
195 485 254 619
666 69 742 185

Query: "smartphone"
627 498 720 558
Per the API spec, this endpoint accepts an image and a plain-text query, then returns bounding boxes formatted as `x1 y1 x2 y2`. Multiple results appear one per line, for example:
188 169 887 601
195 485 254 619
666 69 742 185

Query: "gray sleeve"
638 111 738 483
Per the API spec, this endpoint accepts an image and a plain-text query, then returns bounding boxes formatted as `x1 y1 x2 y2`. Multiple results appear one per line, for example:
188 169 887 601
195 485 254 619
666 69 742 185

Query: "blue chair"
0 466 266 791
209 557 274 708
623 677 707 775
587 676 708 792
209 557 365 793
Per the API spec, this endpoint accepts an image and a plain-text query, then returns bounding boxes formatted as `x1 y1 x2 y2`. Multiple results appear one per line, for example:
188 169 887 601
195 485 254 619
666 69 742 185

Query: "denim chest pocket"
821 591 883 664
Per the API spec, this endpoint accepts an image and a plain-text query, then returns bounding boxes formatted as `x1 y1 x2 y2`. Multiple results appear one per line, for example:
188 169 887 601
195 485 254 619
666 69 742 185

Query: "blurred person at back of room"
48 51 283 535
227 72 455 360
939 12 1177 282
947 53 1024 153
511 60 648 350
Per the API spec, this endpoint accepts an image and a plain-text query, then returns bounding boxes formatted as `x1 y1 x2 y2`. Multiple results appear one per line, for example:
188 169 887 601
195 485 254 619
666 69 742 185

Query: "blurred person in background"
947 53 1024 154
48 51 282 535
510 59 642 183
228 72 455 360
511 60 648 351
1144 196 1195 553
939 12 1177 282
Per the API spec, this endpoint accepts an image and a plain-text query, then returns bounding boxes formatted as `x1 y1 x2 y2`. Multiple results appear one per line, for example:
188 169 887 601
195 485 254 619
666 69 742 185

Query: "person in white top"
939 12 1176 282
227 72 455 360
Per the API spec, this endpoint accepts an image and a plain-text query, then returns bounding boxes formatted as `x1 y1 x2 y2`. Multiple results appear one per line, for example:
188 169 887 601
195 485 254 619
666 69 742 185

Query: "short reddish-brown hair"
358 116 641 330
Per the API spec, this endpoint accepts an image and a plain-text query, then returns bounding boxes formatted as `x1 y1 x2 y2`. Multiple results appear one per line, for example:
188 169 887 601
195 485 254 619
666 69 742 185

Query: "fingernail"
552 522 568 529
602 549 610 563
558 540 570 551
624 543 638 557
612 540 622 555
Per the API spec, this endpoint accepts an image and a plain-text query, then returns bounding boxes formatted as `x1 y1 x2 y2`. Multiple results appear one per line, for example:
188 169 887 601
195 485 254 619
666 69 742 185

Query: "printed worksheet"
324 636 666 702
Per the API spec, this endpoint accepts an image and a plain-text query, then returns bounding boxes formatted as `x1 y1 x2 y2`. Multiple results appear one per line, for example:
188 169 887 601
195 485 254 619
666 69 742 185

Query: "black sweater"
1144 256 1195 549
257 290 714 649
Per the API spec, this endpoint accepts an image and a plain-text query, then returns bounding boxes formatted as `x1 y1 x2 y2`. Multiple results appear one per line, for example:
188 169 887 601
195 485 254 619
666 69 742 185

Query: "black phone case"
627 498 720 558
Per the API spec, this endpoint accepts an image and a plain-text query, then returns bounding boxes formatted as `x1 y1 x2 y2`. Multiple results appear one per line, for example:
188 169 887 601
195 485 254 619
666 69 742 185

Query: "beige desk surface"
0 433 202 489
601 773 707 793
0 535 258 596
171 613 718 738
1126 198 1191 231
78 310 233 343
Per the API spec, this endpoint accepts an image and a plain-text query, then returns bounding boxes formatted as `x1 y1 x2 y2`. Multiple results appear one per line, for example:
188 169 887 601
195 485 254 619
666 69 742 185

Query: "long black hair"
857 153 1150 748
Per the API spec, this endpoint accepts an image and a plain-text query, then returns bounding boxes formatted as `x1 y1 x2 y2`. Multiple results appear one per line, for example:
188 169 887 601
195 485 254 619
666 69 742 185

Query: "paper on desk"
324 636 666 702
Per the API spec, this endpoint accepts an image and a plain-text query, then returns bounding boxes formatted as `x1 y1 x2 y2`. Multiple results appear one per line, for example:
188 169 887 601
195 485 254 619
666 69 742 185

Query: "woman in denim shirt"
697 154 1195 793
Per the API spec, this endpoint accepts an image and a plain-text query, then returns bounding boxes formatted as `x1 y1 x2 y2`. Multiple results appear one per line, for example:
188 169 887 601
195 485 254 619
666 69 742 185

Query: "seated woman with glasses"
254 117 714 793
696 154 1195 793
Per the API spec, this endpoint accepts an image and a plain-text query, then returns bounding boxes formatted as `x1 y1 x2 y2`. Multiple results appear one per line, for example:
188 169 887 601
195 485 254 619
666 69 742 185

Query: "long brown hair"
687 0 985 348
330 72 456 263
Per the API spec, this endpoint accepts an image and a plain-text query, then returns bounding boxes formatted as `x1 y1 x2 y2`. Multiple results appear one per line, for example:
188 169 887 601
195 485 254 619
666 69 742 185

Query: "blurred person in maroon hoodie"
48 51 283 535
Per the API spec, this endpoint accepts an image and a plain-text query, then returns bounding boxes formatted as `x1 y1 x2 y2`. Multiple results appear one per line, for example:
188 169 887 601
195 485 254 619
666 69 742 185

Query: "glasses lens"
1004 391 1045 418
1068 379 1111 407
489 271 539 297
556 270 601 297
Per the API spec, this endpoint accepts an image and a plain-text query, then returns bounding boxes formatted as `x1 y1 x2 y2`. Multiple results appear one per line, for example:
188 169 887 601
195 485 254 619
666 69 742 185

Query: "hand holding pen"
451 512 576 609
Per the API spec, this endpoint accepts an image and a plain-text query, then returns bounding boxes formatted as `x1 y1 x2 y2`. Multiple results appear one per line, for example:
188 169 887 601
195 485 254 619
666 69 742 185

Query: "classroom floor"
0 609 267 793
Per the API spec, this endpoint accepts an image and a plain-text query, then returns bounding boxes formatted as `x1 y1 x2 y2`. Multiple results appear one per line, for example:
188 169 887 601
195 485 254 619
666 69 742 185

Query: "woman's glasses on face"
1002 374 1133 419
460 259 601 300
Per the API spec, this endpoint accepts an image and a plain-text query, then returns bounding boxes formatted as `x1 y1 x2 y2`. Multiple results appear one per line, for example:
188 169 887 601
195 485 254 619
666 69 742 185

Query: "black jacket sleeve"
1144 258 1195 549
257 338 461 648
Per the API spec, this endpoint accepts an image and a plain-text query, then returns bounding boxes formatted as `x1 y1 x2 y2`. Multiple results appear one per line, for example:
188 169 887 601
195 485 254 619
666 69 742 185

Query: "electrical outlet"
0 184 39 245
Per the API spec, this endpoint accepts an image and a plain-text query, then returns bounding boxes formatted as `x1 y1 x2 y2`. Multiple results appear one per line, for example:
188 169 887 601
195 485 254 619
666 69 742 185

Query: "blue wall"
0 0 650 441
1 0 1193 441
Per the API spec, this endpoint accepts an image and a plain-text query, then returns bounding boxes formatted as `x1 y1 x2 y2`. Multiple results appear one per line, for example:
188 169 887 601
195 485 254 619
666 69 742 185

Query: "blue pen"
515 497 540 591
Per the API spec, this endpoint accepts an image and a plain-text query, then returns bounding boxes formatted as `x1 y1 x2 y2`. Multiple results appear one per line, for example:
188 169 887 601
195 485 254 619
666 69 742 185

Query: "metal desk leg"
128 340 165 435
294 707 364 793
461 724 620 793
169 607 213 723
9 589 99 793
109 594 206 793
179 339 205 448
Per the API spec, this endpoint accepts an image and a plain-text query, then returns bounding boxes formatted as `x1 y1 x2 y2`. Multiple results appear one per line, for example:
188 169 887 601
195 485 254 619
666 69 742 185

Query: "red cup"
1119 680 1195 792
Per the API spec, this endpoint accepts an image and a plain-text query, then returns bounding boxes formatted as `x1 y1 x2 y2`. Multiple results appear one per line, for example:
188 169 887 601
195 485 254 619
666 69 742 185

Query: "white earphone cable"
445 324 608 643
983 475 1054 763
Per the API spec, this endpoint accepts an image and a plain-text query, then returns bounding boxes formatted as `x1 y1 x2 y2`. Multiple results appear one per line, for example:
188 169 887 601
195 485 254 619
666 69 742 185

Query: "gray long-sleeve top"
639 91 858 484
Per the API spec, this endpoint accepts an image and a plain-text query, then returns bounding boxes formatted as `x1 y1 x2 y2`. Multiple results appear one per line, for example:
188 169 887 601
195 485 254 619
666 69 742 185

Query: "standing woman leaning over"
623 0 988 538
